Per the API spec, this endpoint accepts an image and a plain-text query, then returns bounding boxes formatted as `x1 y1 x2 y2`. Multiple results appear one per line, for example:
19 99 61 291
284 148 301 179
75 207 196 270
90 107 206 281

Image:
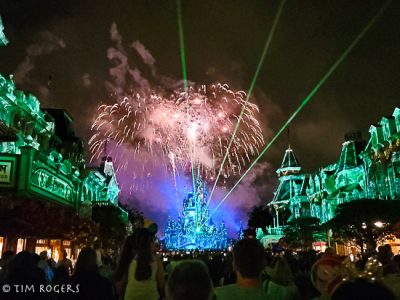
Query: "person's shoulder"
217 284 268 300
215 284 237 296
73 272 112 286
216 283 237 290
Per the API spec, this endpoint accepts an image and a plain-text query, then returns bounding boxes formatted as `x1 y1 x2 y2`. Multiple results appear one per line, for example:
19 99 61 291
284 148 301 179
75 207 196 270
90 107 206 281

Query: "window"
16 238 26 253
35 246 50 255
0 237 4 258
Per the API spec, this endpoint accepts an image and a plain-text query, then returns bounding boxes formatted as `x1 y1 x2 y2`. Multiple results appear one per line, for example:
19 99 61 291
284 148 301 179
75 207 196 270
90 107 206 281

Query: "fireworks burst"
89 83 264 188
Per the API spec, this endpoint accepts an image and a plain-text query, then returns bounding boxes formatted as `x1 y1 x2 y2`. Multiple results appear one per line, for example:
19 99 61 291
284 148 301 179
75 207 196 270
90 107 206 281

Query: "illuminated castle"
164 170 228 250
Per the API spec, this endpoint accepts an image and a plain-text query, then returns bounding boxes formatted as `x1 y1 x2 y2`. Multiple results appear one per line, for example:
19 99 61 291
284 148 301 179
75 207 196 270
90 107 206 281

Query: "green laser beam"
202 0 392 227
177 0 196 189
206 0 287 207
177 0 188 92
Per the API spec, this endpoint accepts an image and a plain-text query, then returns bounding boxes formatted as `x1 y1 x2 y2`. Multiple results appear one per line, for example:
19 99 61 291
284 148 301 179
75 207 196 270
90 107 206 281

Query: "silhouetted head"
331 279 395 300
39 251 48 261
6 251 46 283
114 233 139 281
233 238 264 279
74 247 97 275
167 260 213 300
267 258 294 286
384 244 392 254
8 251 36 274
1 250 15 262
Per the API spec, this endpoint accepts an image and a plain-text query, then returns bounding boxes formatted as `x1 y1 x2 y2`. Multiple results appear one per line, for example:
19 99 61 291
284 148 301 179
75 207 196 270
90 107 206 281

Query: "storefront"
34 239 72 262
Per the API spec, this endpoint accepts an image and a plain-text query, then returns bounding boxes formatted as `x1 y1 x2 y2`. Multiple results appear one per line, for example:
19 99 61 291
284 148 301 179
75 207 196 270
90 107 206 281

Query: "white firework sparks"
89 83 264 187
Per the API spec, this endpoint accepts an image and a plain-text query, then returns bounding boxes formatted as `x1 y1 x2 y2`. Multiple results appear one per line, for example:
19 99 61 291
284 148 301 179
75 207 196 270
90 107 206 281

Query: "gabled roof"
276 147 301 176
369 123 382 132
381 116 395 122
336 139 365 172
271 174 308 204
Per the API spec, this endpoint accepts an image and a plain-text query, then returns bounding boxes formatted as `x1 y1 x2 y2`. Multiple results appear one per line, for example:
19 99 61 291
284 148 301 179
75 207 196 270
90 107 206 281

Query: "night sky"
1 0 399 233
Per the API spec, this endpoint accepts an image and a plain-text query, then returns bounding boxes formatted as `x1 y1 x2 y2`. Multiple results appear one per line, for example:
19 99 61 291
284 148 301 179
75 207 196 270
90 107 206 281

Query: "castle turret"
165 172 227 250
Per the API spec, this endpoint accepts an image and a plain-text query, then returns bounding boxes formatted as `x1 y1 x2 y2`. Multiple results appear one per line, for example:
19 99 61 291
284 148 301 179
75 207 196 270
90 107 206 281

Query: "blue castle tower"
164 169 228 250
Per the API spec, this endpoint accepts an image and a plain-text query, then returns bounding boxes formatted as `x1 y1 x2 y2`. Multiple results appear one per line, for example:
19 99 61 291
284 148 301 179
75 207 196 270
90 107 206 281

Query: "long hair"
74 247 98 276
134 228 153 281
114 232 138 281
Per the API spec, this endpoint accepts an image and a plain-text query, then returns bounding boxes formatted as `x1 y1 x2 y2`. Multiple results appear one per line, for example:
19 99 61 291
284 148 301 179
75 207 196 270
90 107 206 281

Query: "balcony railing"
265 226 286 236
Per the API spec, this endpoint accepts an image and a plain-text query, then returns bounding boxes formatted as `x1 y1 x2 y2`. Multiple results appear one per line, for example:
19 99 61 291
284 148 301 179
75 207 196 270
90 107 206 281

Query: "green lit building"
262 108 400 249
0 21 127 257
0 16 7 47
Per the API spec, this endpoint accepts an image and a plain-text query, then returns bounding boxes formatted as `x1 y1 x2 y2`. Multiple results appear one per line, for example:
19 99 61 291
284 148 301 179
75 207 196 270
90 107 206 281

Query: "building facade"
263 108 400 249
0 27 127 258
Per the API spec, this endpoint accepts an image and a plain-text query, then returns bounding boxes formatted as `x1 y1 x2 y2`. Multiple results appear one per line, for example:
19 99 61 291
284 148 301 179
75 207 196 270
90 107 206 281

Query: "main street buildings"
263 107 400 252
0 21 127 259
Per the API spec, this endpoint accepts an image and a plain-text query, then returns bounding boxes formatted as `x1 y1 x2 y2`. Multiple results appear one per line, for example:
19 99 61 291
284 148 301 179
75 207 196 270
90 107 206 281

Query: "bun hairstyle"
143 219 158 236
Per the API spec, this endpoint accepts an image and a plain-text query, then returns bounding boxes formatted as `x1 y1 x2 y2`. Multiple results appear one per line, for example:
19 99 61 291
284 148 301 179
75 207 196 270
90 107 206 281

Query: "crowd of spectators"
0 229 399 300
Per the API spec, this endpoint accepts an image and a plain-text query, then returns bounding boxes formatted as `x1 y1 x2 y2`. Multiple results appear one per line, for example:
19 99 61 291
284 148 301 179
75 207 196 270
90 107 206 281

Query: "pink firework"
89 83 264 186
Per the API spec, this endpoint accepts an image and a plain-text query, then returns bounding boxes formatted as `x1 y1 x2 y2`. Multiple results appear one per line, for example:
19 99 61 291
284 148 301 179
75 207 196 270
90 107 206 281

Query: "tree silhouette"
284 217 321 250
247 205 273 233
119 203 144 228
92 205 128 249
326 199 400 256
